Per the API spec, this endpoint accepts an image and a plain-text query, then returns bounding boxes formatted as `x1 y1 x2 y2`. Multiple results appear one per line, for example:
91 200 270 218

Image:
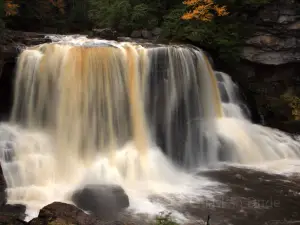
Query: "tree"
4 0 19 16
4 0 65 17
49 0 65 14
181 0 228 21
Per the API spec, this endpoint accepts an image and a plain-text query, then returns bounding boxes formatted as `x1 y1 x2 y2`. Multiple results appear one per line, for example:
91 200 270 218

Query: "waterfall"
1 35 300 219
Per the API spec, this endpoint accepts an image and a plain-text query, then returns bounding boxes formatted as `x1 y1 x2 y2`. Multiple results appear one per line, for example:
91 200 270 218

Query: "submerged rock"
71 184 129 220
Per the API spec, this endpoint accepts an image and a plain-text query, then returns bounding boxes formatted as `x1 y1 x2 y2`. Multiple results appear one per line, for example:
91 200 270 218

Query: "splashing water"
0 36 300 222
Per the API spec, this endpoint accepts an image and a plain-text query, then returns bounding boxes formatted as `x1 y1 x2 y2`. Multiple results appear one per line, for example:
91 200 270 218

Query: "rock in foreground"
29 202 126 225
0 204 26 225
72 184 129 220
29 202 98 225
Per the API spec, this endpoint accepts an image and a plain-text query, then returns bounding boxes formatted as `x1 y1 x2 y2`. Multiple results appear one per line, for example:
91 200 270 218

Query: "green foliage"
88 0 159 32
154 212 180 225
281 91 300 121
161 0 272 64
162 7 242 63
2 0 272 64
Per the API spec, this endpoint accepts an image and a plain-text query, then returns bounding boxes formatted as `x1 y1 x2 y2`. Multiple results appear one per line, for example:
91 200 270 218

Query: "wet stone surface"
1 162 300 224
181 166 300 225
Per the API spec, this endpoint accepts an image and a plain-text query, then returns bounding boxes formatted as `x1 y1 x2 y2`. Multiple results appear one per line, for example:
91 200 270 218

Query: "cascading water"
1 35 300 222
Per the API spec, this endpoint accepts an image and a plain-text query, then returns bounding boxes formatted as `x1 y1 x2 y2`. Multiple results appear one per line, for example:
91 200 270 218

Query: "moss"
154 212 180 225
281 91 300 121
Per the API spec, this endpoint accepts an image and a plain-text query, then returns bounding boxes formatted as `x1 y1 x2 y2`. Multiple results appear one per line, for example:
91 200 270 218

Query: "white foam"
0 124 220 221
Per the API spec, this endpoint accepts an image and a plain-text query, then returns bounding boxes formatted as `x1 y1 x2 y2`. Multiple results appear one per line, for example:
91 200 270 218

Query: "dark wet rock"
152 27 162 36
90 28 118 40
0 30 51 121
29 202 126 225
71 184 129 220
226 0 300 131
28 202 98 225
141 30 152 39
242 0 300 65
217 82 230 103
131 30 142 38
0 164 7 205
0 204 27 225
185 166 300 225
231 61 300 133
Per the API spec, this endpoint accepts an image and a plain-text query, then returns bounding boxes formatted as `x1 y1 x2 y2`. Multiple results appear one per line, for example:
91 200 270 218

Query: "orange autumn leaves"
49 0 65 14
4 0 65 17
182 0 228 21
4 0 18 16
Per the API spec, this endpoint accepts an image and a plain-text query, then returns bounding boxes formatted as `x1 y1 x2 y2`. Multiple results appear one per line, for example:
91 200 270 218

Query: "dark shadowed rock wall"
0 31 51 120
227 0 300 133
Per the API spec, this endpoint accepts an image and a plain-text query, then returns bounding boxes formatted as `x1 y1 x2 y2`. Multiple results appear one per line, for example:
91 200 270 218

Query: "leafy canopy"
4 0 19 16
182 0 228 21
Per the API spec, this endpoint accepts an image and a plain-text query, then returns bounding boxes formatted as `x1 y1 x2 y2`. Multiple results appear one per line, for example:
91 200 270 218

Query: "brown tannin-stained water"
0 35 300 224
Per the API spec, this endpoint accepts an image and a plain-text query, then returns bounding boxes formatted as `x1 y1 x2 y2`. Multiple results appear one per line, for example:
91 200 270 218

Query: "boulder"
0 204 27 225
29 202 99 225
130 30 142 38
91 28 118 40
141 29 152 39
152 27 162 36
29 202 126 225
71 184 129 220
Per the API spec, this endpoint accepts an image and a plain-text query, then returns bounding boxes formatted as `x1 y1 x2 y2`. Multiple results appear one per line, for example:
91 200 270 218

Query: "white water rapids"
0 35 300 223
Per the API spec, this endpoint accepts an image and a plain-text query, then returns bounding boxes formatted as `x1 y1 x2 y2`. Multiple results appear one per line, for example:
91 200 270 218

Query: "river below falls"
116 163 300 225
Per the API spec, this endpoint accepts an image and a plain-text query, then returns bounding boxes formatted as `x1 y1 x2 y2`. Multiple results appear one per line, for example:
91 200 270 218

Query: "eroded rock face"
231 61 300 133
71 185 129 220
242 0 300 65
0 30 51 121
228 0 300 132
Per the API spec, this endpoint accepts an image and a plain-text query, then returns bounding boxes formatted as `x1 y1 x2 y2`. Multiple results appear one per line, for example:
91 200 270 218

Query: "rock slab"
242 0 300 65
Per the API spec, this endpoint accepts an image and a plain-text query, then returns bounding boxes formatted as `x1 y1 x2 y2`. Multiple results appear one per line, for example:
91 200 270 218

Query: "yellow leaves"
4 0 65 17
281 91 300 121
215 5 228 16
182 0 229 21
49 0 65 14
4 0 19 16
